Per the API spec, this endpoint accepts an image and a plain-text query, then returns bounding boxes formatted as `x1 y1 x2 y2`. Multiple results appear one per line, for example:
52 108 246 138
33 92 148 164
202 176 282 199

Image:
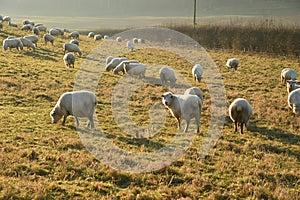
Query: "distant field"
0 22 299 199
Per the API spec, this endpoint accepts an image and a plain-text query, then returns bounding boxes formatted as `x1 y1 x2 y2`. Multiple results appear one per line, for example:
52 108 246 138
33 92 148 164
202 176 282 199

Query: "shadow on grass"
23 49 58 62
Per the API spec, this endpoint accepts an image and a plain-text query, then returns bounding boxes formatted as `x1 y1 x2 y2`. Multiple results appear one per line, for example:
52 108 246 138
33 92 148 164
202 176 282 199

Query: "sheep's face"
162 92 174 107
292 104 300 116
50 107 63 123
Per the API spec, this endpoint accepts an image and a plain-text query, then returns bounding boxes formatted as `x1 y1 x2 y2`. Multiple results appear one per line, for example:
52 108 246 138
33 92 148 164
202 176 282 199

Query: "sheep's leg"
88 116 94 129
195 117 200 133
75 117 79 128
234 121 238 132
240 123 244 134
184 119 190 133
62 115 67 126
177 118 181 130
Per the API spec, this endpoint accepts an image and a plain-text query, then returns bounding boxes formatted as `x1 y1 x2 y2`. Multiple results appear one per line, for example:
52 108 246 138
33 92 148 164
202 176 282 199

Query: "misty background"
0 0 299 29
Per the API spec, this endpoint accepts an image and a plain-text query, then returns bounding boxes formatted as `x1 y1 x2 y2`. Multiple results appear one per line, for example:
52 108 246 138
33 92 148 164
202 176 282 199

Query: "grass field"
0 24 299 199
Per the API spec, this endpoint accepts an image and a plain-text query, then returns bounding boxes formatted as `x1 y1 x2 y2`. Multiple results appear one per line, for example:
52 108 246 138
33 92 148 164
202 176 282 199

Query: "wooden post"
193 0 197 27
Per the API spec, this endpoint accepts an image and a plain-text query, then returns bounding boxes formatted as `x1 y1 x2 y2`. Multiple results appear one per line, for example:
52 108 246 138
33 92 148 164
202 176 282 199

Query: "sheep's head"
292 104 300 116
162 92 174 107
50 107 63 123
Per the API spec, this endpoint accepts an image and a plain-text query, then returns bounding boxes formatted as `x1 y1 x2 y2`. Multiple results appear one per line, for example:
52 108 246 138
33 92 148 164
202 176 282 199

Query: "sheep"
226 58 239 70
123 62 146 78
22 19 34 26
228 98 253 134
63 42 82 57
36 25 47 32
286 80 300 93
162 92 202 133
43 33 55 45
63 52 76 68
138 38 145 44
112 60 140 75
0 22 2 30
8 22 17 28
50 91 97 128
0 16 3 21
88 32 95 38
159 67 177 87
23 35 38 47
94 34 102 41
106 56 114 65
184 87 203 103
70 39 79 46
20 37 36 51
192 64 203 83
34 23 44 27
3 38 23 51
127 40 134 51
3 16 11 23
133 38 138 43
32 27 40 35
104 35 109 39
288 88 300 116
49 28 60 36
116 36 122 42
106 57 128 71
68 31 80 39
21 24 33 31
281 68 297 84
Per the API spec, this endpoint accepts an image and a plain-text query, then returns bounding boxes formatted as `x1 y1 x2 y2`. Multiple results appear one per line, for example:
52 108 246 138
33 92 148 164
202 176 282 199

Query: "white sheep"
127 40 134 51
288 88 300 116
138 38 145 44
162 92 202 133
192 64 203 83
106 57 128 72
63 52 76 68
116 36 122 42
50 91 97 128
94 34 102 41
22 19 34 26
36 25 47 32
63 42 82 57
106 56 114 65
159 67 177 87
112 60 139 75
3 16 11 23
49 28 60 36
70 39 79 46
184 87 203 103
21 24 33 31
226 58 239 70
286 80 300 93
20 37 36 51
3 38 23 51
68 31 80 39
32 27 40 35
281 68 297 84
43 34 55 45
23 35 38 47
88 32 95 38
123 62 146 78
133 38 138 43
8 22 17 28
104 35 109 39
228 98 252 134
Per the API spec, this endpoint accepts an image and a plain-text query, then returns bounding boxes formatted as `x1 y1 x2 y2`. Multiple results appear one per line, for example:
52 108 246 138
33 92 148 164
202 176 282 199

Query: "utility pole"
193 0 197 27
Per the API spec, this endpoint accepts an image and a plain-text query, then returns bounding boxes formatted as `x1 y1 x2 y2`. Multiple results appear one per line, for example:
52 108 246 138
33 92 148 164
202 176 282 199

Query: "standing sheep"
50 91 97 128
94 34 102 41
106 57 128 71
8 22 17 28
106 56 114 65
36 25 47 32
192 64 203 83
127 40 134 51
124 62 146 78
70 39 79 46
113 60 139 75
288 88 300 116
49 28 60 36
43 34 55 45
20 38 36 51
63 42 82 57
162 92 202 133
116 36 122 42
286 80 300 93
226 58 239 70
88 32 95 38
32 27 40 35
184 87 203 103
281 68 297 84
228 98 253 134
159 67 177 87
23 35 38 47
68 31 80 39
3 16 11 23
3 38 23 51
21 24 33 31
63 52 76 68
104 35 109 39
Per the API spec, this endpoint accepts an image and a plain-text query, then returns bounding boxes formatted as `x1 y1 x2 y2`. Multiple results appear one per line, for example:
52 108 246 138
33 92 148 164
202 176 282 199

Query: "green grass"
0 24 299 199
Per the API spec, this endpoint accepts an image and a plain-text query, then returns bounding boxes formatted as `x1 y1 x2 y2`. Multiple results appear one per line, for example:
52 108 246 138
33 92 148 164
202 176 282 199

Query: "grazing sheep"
112 60 139 75
184 87 203 103
94 34 102 41
106 56 114 65
104 35 109 39
116 36 122 42
36 25 47 32
21 24 33 31
49 28 60 36
123 62 146 78
20 37 36 51
192 64 203 82
133 38 138 43
70 39 79 46
287 80 300 93
63 42 82 57
229 98 253 134
68 31 80 39
226 58 239 70
106 57 128 72
32 27 40 35
88 32 95 38
22 19 34 26
281 68 297 84
3 38 23 51
8 22 17 28
23 35 38 47
162 92 202 133
43 33 55 45
127 40 134 51
50 91 97 128
3 16 11 23
63 52 76 68
159 67 177 87
138 38 145 44
288 88 300 116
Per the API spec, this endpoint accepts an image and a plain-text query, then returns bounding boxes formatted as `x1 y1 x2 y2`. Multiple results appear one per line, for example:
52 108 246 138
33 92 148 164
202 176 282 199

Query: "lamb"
68 31 80 39
94 34 102 41
127 40 134 51
281 68 297 84
70 39 79 46
228 98 253 134
50 91 97 128
123 62 146 78
63 52 76 68
162 92 202 133
286 80 300 93
192 64 203 82
43 34 55 45
3 38 23 51
23 35 38 47
21 24 33 31
20 37 36 51
106 57 128 71
32 27 40 35
288 88 300 116
116 36 122 42
184 87 203 103
159 67 177 87
88 32 95 38
226 58 239 70
106 56 114 65
63 42 82 57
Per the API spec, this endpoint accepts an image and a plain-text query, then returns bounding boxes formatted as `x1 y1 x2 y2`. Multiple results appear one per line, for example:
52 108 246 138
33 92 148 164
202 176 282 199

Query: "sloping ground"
0 25 299 199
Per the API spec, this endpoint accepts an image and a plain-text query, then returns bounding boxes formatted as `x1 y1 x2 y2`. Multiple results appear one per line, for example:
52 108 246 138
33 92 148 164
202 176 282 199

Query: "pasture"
0 23 299 199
